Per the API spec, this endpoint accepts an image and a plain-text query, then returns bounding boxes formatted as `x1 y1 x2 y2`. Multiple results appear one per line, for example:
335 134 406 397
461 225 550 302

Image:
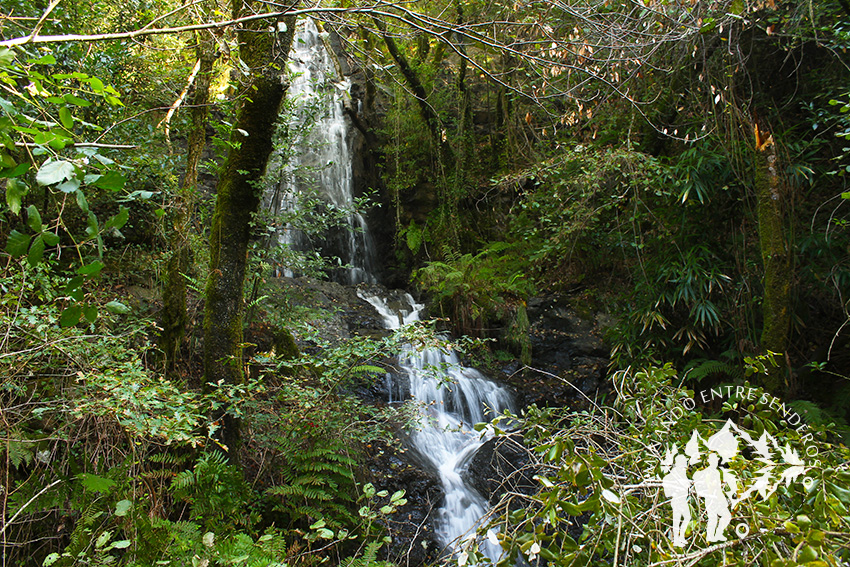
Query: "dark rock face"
505 293 611 409
464 433 536 507
363 439 444 567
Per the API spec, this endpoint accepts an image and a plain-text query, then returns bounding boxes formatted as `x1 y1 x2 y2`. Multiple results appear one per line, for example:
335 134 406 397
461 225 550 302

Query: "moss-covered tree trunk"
754 122 792 394
203 2 295 456
161 35 217 372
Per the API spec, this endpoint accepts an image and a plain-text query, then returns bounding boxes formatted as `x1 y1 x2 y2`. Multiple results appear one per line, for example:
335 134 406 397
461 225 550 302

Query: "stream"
274 18 514 563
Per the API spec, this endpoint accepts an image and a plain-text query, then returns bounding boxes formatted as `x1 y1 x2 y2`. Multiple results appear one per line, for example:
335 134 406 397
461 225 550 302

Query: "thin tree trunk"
162 35 217 372
373 17 453 165
203 1 295 457
753 122 792 394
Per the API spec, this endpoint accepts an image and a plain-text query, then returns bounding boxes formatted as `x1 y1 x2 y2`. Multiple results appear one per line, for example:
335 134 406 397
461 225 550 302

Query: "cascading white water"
274 18 509 563
269 19 375 283
359 291 514 562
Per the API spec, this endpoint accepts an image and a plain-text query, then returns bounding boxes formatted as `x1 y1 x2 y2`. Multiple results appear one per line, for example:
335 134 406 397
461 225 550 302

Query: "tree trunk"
753 122 792 394
203 1 294 457
161 36 217 372
373 17 453 166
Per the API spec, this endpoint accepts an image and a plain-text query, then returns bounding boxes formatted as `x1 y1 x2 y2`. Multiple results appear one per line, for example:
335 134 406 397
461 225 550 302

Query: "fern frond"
685 359 743 382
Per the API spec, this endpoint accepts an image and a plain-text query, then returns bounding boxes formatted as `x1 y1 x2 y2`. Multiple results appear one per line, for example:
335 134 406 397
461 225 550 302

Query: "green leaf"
77 473 116 493
77 261 104 275
104 206 129 230
28 233 45 266
5 177 28 214
58 107 74 129
88 77 104 93
36 160 76 186
6 230 31 257
26 204 42 232
75 189 89 213
0 162 31 178
317 528 334 539
105 301 131 314
83 305 98 323
60 305 83 327
95 531 111 549
65 276 84 293
42 231 59 246
63 93 91 107
30 54 56 65
93 171 125 192
57 177 81 193
114 500 132 517
0 48 14 68
110 540 131 549
43 553 61 567
310 519 326 529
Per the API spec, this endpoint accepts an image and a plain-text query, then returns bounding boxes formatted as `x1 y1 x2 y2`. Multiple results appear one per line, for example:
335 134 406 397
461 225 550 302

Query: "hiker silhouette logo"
659 419 808 546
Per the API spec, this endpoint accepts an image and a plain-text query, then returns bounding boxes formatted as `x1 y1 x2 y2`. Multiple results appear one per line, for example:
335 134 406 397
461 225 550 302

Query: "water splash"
359 290 513 562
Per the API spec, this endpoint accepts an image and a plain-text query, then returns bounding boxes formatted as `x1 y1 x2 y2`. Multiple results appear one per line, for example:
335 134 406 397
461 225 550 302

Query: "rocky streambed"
254 277 611 565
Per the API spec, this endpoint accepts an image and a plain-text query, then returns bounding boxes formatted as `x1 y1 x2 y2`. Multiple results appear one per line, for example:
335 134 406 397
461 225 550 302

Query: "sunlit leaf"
36 160 75 186
105 301 131 314
59 107 74 129
114 499 132 517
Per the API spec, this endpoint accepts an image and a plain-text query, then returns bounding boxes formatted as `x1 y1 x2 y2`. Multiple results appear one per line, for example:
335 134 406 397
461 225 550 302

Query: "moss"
202 4 296 457
274 327 299 360
754 129 792 394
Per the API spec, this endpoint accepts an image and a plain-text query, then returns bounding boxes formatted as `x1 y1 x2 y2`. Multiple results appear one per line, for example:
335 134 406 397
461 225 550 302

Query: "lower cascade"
359 289 515 562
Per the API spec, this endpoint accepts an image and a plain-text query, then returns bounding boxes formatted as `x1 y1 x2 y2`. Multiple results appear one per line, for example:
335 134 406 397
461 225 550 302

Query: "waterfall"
359 290 514 563
269 18 376 284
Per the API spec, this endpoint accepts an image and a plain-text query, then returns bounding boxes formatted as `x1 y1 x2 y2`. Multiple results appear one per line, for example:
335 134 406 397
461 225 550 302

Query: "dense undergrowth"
0 259 419 567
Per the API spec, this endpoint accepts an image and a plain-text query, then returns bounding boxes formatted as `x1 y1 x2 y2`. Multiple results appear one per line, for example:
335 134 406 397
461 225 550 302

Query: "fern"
340 541 391 567
265 437 359 527
684 358 744 382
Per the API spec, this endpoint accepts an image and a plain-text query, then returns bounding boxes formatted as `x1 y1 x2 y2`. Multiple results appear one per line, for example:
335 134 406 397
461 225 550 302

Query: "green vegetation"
2 0 850 566
477 363 850 567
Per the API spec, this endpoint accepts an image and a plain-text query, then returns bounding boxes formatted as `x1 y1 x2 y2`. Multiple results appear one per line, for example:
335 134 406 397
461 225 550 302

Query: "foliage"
478 363 850 567
413 242 534 355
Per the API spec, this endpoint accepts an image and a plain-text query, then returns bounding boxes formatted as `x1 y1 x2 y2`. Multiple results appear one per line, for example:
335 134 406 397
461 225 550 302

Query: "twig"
22 0 62 45
158 58 203 152
0 479 62 539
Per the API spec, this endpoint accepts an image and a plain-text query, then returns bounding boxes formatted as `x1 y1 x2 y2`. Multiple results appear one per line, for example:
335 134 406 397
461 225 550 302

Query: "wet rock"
464 433 536 507
510 292 611 408
363 439 443 567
